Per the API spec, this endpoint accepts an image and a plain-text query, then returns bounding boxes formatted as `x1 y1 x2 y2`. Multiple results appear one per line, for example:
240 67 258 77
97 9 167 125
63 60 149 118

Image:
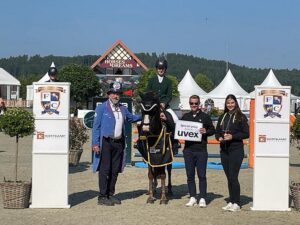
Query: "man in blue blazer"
92 81 140 206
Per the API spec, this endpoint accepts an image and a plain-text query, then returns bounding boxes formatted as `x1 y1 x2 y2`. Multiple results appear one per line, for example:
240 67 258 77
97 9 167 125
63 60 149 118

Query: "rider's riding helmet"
155 57 168 70
48 67 57 76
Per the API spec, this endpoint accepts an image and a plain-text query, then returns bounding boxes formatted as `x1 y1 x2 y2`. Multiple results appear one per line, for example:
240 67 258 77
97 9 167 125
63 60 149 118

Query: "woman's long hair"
223 94 244 122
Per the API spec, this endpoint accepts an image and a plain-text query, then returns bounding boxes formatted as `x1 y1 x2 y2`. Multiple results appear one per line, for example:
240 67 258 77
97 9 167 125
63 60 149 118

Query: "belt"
104 137 123 143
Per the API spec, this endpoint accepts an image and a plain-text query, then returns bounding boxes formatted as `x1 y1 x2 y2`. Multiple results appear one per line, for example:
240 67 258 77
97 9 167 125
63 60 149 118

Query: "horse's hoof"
147 198 155 204
160 199 168 205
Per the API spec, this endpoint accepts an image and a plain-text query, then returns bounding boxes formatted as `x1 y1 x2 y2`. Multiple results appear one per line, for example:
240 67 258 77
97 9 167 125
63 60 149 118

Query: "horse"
137 91 174 204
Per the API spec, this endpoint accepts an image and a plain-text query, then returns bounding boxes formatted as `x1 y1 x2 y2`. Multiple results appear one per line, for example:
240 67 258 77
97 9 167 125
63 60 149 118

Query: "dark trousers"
183 148 208 198
221 149 244 205
99 137 123 197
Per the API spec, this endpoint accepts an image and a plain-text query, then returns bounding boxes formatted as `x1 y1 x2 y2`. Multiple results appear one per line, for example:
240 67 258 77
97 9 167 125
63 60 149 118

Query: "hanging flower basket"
290 181 300 211
0 180 32 209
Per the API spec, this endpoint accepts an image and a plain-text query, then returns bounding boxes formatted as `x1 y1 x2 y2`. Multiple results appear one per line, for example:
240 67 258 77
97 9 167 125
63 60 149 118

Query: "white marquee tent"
250 69 281 98
205 69 250 110
176 70 207 110
250 69 300 112
0 68 21 100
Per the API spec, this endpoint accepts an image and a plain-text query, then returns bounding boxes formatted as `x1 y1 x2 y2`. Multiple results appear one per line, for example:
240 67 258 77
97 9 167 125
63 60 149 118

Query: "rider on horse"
146 56 173 111
146 56 179 152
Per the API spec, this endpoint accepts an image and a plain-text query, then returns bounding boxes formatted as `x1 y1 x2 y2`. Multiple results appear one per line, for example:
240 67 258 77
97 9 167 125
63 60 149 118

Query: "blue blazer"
91 100 141 173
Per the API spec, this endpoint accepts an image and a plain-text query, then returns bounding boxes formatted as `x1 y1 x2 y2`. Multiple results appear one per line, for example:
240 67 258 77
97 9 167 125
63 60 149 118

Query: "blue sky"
1 0 300 69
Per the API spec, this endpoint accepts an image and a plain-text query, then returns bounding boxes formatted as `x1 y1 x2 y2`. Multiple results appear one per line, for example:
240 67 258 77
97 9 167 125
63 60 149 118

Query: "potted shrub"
0 107 35 208
291 114 300 149
69 117 89 166
290 114 300 211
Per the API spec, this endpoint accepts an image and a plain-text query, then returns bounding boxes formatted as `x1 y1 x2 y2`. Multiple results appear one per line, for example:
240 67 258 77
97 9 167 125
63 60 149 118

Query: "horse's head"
139 91 161 135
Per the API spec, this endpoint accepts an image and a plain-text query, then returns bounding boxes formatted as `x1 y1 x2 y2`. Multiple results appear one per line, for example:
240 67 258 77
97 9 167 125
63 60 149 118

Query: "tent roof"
260 69 282 86
0 68 20 85
207 69 249 98
250 69 282 97
250 69 300 100
178 70 207 97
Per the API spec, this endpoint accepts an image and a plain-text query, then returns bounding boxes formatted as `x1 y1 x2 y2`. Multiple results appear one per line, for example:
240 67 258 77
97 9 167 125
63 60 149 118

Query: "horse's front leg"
160 168 168 204
147 167 155 204
167 164 173 196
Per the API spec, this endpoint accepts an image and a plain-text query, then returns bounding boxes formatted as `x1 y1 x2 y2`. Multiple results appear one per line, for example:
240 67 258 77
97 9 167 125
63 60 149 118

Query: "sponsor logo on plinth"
36 86 66 115
258 89 288 118
35 131 66 140
258 134 287 143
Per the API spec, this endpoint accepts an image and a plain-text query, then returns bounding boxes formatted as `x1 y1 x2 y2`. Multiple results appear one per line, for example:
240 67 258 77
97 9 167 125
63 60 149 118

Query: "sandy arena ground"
1 132 300 225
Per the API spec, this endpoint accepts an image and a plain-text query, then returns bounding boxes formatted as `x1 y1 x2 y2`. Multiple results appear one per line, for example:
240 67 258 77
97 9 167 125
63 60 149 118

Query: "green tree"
194 73 214 92
0 108 35 181
58 64 100 110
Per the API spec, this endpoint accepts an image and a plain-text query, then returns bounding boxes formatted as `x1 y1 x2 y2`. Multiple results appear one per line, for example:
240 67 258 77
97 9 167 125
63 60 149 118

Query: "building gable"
91 40 148 73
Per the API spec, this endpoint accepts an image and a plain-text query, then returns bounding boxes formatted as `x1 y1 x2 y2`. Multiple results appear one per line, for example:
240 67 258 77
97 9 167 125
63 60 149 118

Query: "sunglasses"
189 102 199 106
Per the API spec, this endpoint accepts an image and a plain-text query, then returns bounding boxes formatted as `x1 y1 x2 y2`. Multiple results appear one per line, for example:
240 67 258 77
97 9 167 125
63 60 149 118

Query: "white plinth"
30 153 70 208
252 156 290 211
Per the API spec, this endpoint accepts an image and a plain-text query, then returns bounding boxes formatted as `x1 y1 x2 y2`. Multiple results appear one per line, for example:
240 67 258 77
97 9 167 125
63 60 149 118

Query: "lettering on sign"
258 134 287 143
100 59 137 68
174 120 203 142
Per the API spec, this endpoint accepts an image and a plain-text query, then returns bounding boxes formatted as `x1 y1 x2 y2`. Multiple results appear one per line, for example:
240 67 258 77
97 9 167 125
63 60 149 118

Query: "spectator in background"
0 98 7 115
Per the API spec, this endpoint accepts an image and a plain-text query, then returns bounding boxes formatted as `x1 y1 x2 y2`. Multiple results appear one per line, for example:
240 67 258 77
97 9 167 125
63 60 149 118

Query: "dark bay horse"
137 91 174 204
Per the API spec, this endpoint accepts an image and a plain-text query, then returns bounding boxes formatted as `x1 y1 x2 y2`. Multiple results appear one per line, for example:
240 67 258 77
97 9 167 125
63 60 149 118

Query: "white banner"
174 120 202 142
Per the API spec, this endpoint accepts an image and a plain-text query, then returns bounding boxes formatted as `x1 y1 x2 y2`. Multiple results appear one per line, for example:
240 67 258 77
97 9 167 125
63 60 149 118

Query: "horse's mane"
140 91 159 103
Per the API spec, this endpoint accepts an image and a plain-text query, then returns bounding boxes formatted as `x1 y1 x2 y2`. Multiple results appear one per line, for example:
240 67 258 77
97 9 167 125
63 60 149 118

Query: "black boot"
98 196 114 206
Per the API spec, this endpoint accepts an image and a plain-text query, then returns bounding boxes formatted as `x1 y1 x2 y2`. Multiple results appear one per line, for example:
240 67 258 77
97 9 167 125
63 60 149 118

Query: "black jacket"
215 112 249 152
181 110 215 151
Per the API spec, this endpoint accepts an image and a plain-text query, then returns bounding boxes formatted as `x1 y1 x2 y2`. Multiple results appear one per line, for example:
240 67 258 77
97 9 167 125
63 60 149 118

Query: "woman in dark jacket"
215 94 249 212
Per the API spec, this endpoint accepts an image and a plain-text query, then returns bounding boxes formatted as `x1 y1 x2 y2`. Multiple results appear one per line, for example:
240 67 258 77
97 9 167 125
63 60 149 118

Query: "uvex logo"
177 131 199 138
